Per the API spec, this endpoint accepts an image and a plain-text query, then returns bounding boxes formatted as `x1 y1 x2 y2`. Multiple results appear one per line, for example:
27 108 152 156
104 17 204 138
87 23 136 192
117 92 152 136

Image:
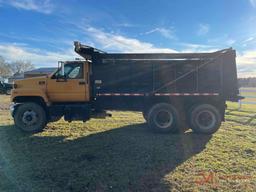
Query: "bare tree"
10 60 35 74
0 56 12 79
0 57 35 80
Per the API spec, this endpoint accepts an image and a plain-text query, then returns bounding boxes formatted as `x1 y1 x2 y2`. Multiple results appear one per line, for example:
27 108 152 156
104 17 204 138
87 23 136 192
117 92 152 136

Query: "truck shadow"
0 123 212 192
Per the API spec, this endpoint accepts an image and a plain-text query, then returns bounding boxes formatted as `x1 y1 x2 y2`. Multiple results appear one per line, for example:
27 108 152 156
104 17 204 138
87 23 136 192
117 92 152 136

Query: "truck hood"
14 76 47 90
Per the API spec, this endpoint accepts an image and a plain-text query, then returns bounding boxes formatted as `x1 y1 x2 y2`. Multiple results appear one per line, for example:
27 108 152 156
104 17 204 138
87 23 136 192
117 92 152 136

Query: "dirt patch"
0 95 10 111
0 104 9 111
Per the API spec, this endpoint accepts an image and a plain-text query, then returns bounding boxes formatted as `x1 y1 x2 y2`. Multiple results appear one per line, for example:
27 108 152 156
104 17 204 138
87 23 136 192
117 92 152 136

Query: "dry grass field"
0 95 255 192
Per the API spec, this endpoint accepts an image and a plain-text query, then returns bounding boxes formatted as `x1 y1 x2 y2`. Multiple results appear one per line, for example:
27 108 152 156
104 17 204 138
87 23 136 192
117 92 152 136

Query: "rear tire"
147 103 181 133
189 104 221 134
14 102 47 133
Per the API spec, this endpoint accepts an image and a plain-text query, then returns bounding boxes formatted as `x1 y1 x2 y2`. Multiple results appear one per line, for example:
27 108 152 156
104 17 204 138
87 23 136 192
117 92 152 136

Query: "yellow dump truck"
10 42 241 134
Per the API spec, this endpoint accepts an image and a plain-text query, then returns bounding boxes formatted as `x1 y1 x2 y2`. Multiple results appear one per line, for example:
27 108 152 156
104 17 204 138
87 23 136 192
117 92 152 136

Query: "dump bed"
74 42 240 102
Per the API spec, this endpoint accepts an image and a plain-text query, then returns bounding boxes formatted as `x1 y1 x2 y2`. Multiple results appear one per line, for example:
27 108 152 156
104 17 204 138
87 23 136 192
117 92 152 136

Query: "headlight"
10 103 15 112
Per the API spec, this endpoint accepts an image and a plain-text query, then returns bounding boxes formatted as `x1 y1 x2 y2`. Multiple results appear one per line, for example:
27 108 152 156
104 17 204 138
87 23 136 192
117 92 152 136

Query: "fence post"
238 99 242 111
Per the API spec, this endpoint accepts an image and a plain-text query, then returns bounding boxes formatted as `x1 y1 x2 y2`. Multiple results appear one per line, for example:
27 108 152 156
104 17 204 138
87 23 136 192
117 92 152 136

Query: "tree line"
238 77 256 88
0 56 35 80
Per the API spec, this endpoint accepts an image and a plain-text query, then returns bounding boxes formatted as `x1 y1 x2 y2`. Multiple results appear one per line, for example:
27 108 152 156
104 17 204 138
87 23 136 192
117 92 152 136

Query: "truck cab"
11 60 94 132
11 60 91 103
46 61 90 102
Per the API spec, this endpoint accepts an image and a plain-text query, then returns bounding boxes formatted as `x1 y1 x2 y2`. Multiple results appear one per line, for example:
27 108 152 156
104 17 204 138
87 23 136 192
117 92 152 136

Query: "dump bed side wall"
91 49 239 110
93 58 223 95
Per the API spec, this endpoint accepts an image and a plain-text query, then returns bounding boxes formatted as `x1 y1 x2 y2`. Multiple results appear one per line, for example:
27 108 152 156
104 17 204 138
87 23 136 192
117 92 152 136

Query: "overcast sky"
0 0 256 77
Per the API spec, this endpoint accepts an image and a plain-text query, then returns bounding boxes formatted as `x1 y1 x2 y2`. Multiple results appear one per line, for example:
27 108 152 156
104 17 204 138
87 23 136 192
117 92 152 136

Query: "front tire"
14 102 47 133
189 104 221 134
147 103 181 133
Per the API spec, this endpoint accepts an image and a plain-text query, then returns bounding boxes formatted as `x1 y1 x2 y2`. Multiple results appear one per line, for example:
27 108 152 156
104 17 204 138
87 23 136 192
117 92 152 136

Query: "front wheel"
189 104 221 134
14 102 47 133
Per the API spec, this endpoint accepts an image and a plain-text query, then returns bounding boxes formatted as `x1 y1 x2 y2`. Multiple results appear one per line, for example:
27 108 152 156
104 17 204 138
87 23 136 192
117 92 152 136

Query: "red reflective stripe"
97 93 144 96
97 93 219 96
154 93 219 96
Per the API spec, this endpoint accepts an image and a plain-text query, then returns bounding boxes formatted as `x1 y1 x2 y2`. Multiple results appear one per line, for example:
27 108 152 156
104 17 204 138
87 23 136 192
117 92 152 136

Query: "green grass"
0 95 255 192
227 101 256 112
239 88 256 104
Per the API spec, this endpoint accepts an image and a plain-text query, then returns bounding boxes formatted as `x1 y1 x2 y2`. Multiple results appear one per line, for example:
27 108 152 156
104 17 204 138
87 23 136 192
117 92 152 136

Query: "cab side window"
52 63 84 79
68 64 83 79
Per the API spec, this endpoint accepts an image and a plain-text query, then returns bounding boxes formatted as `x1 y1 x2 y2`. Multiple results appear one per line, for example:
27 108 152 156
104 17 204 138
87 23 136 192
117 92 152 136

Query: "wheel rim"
195 110 216 130
22 110 38 126
154 110 173 129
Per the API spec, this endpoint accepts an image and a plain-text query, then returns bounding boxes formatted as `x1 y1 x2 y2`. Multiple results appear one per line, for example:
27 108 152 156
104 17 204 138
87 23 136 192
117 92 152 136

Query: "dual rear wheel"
146 103 221 134
146 103 180 133
189 104 221 134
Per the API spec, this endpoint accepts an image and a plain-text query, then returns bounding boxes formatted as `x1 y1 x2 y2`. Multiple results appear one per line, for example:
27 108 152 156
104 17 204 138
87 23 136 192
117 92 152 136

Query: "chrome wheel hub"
22 110 38 126
196 110 216 130
154 110 173 128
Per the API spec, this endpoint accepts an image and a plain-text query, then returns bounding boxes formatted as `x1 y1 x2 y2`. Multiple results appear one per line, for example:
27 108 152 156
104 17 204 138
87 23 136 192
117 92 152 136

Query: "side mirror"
56 61 67 82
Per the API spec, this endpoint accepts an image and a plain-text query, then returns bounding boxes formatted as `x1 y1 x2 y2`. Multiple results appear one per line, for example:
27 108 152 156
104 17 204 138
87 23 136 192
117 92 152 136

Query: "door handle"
38 81 45 85
79 81 86 85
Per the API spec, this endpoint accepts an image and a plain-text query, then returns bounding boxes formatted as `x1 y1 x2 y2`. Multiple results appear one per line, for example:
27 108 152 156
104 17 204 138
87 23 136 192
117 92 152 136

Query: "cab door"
47 62 90 102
